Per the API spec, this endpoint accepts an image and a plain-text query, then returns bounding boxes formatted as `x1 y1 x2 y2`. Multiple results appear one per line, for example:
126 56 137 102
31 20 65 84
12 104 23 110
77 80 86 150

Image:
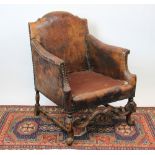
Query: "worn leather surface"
31 40 64 106
68 71 132 103
86 34 136 87
29 11 89 73
29 11 137 112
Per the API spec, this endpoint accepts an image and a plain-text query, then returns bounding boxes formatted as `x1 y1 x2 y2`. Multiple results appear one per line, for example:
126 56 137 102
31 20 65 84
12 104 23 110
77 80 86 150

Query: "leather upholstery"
29 11 137 112
68 71 132 103
31 40 64 106
86 34 136 87
29 11 89 73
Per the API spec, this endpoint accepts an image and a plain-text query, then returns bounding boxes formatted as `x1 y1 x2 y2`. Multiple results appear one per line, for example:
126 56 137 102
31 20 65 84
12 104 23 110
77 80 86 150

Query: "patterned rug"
0 105 155 150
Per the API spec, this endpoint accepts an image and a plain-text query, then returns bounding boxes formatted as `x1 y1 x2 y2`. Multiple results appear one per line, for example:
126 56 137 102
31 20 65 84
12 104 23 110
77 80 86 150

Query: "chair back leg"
34 89 40 116
125 97 137 126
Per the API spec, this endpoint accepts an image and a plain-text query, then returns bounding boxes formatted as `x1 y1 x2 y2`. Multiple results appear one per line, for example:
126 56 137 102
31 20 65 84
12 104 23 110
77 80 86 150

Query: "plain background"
0 5 155 107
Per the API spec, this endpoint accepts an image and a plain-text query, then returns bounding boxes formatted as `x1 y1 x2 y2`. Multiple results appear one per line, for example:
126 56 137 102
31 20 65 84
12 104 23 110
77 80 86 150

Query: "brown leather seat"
69 71 131 102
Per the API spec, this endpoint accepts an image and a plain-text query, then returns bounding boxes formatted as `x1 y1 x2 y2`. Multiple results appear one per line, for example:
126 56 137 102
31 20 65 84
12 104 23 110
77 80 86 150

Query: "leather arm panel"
31 40 71 108
86 34 136 87
31 40 64 66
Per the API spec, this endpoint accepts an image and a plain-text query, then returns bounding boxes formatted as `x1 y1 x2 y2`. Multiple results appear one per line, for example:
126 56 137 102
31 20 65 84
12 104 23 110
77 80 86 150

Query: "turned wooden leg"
125 98 137 126
34 89 40 116
65 113 74 146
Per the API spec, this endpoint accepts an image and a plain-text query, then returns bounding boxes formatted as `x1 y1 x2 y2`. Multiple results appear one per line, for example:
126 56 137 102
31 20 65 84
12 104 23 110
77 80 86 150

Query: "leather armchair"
29 11 137 145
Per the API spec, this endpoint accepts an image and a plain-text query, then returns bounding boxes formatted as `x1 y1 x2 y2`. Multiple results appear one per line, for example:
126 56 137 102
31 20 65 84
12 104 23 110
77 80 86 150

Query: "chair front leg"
65 113 74 146
125 98 137 126
34 89 40 116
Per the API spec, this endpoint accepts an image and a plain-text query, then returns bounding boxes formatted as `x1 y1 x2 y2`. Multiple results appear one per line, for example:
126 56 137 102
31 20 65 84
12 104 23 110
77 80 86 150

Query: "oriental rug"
0 106 155 150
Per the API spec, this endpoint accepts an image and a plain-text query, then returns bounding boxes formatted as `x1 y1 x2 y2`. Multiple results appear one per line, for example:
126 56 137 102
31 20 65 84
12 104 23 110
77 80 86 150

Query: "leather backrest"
29 11 89 73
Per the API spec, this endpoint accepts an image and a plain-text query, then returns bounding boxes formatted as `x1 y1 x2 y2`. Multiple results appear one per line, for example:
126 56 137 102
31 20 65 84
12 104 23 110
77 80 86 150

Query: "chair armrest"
31 39 64 66
87 34 136 86
31 39 71 95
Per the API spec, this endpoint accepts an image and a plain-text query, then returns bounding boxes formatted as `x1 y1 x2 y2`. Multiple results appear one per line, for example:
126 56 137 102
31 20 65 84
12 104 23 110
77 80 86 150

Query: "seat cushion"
68 71 132 102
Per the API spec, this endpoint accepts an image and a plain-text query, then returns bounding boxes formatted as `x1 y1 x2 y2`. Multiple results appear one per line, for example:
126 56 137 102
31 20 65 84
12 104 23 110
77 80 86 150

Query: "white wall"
0 5 155 106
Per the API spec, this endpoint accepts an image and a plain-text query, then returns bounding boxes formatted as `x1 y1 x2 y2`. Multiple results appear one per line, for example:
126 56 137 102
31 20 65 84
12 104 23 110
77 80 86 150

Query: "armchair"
29 11 137 145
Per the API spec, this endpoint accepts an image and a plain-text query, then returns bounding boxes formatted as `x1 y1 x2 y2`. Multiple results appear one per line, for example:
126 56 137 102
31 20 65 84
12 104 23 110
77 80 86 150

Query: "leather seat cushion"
68 71 132 102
